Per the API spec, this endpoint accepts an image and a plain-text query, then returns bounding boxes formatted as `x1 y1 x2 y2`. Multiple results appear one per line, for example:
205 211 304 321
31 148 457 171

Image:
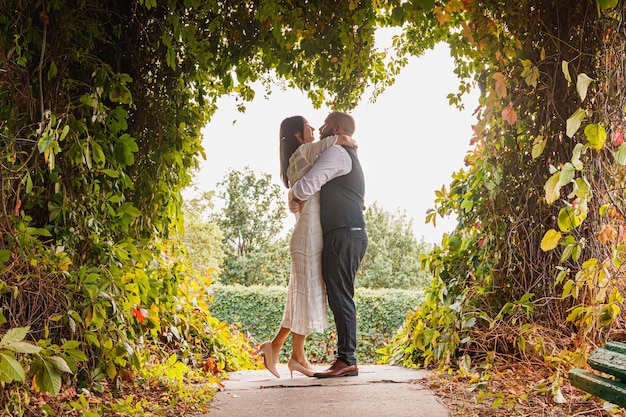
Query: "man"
288 111 368 378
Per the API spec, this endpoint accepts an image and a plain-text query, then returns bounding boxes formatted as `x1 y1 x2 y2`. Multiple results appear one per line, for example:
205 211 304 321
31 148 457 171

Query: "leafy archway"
2 0 625 413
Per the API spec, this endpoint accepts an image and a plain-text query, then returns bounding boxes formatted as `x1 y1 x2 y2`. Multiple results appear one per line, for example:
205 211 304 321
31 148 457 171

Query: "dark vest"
319 146 366 234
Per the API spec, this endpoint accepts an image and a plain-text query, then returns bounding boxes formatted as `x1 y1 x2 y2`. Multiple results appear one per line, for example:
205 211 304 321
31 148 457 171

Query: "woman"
256 115 355 378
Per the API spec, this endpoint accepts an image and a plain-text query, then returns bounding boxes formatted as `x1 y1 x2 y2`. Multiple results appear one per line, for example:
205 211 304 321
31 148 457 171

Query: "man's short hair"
330 111 355 135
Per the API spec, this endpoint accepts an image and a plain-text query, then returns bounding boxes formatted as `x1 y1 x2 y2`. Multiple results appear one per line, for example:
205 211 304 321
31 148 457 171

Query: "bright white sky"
184 40 480 244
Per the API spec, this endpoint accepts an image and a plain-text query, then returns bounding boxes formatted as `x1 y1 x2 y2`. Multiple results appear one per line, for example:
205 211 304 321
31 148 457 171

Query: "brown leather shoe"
313 359 358 378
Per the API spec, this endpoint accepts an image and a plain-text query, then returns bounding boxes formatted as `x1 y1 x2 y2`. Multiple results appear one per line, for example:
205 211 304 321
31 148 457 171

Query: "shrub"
210 284 423 364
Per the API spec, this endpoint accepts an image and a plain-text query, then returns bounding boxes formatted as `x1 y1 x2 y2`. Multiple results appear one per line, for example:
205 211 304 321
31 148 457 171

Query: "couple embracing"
257 111 368 378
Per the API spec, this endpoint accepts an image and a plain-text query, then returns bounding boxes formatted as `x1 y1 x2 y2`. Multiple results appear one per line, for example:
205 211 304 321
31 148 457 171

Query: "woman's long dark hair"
279 115 305 188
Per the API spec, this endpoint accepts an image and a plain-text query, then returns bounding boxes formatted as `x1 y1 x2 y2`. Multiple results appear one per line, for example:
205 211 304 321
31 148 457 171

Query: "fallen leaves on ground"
22 378 215 417
422 364 624 417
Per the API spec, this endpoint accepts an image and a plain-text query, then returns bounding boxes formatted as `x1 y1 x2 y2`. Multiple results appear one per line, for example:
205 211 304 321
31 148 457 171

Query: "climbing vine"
382 1 626 397
0 0 400 414
4 0 625 413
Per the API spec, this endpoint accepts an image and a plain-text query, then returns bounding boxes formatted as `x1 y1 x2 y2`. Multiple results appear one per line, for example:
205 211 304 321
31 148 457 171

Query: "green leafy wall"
210 284 423 364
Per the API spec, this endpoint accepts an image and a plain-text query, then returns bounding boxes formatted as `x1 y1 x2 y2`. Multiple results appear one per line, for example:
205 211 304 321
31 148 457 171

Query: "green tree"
358 202 431 290
242 234 291 287
214 167 289 285
182 191 224 277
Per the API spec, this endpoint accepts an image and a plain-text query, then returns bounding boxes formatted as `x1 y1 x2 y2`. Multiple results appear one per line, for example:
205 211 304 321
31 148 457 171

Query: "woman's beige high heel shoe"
256 342 280 378
287 358 314 378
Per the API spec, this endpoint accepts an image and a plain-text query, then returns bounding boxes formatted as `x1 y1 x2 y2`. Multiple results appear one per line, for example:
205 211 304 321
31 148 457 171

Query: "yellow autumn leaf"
598 224 615 244
541 229 562 251
561 60 571 83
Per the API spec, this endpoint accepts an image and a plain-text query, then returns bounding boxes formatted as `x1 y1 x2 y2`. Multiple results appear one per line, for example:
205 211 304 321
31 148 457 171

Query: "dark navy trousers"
322 228 368 366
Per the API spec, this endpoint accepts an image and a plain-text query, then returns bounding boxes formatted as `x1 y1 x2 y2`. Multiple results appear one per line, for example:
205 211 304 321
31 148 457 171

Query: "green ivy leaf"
492 396 503 409
575 178 591 200
103 169 120 178
531 135 546 159
110 106 129 133
576 73 594 102
114 133 139 167
390 6 405 25
49 356 73 374
615 143 626 165
517 335 526 353
38 131 54 153
561 245 574 263
571 143 585 170
566 109 586 138
118 202 141 218
48 200 62 222
582 258 598 269
47 59 57 80
32 358 62 395
66 348 88 362
0 326 29 349
558 207 581 232
414 0 435 10
559 163 575 186
27 227 52 237
544 171 561 205
460 199 474 212
108 84 132 104
0 352 25 383
91 141 106 168
584 123 606 150
61 340 82 350
597 0 618 10
521 59 538 88
0 249 10 263
24 170 33 194
59 125 70 141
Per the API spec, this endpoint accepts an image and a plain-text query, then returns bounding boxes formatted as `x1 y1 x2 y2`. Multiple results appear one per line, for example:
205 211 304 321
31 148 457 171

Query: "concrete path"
202 364 449 417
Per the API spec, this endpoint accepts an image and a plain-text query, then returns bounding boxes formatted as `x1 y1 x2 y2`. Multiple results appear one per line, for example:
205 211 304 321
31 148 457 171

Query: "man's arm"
288 145 352 211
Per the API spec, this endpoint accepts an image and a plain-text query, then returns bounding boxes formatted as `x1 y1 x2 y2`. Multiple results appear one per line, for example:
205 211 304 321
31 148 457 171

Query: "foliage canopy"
2 0 626 413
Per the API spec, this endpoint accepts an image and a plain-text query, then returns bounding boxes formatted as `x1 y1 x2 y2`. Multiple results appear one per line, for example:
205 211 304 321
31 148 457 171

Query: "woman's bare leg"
270 327 291 363
291 332 313 369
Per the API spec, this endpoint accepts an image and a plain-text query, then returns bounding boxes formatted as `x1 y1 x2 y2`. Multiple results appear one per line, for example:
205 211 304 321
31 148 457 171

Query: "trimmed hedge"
210 284 423 364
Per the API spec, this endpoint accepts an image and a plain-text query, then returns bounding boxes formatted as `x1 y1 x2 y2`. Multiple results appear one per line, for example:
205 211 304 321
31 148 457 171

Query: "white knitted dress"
280 136 337 335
